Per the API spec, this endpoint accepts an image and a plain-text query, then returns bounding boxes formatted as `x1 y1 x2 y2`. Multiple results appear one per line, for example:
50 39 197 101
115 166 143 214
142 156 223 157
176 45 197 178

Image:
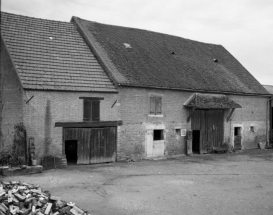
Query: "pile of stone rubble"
0 181 90 215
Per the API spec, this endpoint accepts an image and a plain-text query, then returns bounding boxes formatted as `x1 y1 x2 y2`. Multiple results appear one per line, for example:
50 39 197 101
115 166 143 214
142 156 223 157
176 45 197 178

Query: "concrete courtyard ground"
1 149 273 215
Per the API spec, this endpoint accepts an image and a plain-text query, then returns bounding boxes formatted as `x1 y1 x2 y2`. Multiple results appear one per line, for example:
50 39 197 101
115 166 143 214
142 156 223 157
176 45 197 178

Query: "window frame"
80 97 103 122
150 96 162 115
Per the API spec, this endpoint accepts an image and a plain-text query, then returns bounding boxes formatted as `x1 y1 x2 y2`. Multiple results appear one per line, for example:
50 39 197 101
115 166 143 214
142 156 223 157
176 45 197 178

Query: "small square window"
175 129 187 136
175 129 181 136
250 126 257 132
154 130 164 140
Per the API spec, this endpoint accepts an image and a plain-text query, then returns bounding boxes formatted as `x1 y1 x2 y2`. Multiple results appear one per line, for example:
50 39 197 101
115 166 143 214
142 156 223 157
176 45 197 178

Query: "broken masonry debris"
0 181 90 215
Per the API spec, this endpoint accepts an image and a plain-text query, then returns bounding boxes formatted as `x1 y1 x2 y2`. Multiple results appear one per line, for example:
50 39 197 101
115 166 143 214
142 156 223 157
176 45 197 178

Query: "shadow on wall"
44 100 52 155
255 135 267 143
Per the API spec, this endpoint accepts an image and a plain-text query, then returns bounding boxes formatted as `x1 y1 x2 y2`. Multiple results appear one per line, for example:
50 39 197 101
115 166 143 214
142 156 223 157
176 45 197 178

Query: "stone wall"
117 87 269 160
0 39 24 152
23 90 119 163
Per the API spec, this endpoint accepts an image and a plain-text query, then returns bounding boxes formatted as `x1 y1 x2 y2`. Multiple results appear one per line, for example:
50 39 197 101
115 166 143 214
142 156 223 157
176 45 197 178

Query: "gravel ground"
2 148 273 215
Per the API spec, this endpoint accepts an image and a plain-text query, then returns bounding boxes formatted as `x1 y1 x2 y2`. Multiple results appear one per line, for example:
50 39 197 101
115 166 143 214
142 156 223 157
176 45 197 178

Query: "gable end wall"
0 39 24 152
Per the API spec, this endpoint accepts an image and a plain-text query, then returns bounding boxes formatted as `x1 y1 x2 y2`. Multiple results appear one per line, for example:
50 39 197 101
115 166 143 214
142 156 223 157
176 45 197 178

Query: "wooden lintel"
55 120 122 128
79 97 104 100
227 108 235 122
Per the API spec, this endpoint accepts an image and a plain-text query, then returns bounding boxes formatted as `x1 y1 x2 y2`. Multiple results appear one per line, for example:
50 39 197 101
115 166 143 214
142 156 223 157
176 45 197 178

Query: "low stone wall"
0 165 43 176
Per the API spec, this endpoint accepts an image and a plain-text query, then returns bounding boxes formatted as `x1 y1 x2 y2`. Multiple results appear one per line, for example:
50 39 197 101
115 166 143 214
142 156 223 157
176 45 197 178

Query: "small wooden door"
146 130 154 158
146 129 165 158
234 127 242 150
153 140 164 156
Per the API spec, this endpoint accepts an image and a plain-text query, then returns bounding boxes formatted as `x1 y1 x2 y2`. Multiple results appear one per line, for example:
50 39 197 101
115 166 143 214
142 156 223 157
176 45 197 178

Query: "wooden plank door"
153 140 164 157
108 127 117 162
146 130 153 158
77 128 90 164
89 127 116 164
234 127 242 150
199 110 207 153
206 110 224 152
192 110 224 154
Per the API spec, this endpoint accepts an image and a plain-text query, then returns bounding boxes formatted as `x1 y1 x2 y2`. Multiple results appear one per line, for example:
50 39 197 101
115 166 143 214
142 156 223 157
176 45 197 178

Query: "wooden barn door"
192 110 224 153
77 128 90 164
63 127 117 164
206 110 224 152
90 127 117 164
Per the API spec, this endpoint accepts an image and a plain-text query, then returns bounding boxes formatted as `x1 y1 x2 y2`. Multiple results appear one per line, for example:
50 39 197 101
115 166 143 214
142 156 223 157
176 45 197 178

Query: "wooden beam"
187 107 195 123
111 99 117 108
226 108 235 122
79 97 104 100
55 120 122 128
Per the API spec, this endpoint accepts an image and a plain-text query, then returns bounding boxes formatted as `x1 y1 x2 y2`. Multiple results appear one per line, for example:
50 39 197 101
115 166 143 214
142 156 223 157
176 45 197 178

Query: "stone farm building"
0 12 271 166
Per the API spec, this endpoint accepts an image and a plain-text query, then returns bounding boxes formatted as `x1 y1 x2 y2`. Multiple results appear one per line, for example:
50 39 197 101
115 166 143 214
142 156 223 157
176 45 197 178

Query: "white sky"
2 0 273 86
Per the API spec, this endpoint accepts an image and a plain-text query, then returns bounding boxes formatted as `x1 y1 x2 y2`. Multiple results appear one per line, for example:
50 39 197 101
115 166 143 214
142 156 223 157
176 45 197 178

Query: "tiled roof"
0 12 116 92
263 85 273 94
184 93 242 109
73 17 269 95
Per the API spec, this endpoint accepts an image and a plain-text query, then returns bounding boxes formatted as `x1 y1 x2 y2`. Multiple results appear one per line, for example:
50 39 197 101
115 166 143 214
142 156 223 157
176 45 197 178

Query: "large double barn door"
191 110 224 153
64 127 117 164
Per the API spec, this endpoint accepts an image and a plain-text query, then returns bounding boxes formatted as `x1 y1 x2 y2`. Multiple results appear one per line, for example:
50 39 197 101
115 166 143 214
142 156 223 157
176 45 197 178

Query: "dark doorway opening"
65 140 77 164
271 107 273 128
154 130 164 140
234 127 241 136
234 127 242 150
192 130 200 153
271 107 273 141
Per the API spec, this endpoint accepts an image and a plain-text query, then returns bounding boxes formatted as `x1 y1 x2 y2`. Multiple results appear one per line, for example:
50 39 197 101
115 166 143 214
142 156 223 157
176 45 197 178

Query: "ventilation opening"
154 130 164 141
192 130 200 154
175 129 181 136
65 140 77 164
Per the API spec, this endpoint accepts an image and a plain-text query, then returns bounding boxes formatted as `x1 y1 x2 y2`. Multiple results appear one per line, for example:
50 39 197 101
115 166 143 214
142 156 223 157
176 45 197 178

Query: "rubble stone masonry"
0 40 24 152
117 87 192 160
23 90 119 164
1 42 269 163
117 87 269 160
224 95 268 149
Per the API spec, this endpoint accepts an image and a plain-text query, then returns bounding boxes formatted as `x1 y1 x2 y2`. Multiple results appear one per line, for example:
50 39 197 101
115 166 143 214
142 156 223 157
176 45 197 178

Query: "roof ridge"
72 16 128 86
74 17 269 95
75 16 222 47
0 11 71 24
1 12 117 92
